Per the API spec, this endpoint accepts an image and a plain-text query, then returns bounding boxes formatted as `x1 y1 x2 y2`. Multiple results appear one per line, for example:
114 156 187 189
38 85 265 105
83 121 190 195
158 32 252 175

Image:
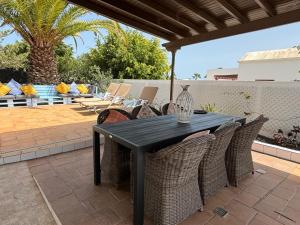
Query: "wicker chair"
161 103 177 115
131 104 162 119
144 134 215 225
198 122 240 204
226 115 269 186
98 109 133 187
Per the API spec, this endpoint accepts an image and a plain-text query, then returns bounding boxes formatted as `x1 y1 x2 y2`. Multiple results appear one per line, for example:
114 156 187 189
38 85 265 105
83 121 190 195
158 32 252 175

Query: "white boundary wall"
121 79 300 140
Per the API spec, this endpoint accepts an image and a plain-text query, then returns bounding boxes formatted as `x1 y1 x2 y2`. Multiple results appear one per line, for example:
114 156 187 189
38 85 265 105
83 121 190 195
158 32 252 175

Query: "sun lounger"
74 83 120 104
81 83 132 113
138 86 158 104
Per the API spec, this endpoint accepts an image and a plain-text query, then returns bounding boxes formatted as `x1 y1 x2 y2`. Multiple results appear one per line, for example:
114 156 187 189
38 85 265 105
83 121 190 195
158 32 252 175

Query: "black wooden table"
93 113 245 225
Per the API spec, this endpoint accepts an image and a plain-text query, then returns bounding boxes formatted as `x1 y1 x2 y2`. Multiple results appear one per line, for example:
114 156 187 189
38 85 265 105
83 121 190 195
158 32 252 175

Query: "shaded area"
0 162 56 225
31 148 300 225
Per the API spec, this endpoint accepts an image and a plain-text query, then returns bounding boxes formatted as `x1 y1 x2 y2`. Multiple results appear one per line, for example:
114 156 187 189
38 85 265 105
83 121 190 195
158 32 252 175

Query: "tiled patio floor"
0 161 55 225
0 105 97 163
27 148 300 225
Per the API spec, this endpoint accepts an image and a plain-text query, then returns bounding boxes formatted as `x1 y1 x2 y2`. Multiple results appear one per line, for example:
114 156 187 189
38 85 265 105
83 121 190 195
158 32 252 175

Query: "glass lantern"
175 85 194 123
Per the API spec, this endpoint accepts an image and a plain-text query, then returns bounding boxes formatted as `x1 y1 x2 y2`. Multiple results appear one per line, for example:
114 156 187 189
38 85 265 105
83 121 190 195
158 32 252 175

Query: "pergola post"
169 47 180 101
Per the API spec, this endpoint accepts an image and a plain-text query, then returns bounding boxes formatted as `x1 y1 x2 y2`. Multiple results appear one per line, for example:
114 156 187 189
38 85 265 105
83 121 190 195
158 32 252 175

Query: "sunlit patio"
0 105 96 164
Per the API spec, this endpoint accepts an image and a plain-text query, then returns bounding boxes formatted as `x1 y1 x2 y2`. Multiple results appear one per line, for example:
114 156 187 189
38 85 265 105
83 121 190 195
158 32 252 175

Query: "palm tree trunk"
27 45 59 84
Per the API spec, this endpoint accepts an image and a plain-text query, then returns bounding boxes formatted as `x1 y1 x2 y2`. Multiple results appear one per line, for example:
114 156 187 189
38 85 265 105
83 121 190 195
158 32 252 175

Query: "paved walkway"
0 161 56 225
1 143 300 225
0 105 97 163
27 148 300 225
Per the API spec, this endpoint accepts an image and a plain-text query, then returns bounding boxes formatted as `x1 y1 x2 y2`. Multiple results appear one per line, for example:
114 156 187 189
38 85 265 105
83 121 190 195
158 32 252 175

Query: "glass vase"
175 85 194 123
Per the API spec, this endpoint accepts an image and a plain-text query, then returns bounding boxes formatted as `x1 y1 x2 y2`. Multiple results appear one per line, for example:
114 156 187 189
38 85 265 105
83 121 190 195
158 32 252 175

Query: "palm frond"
0 0 127 47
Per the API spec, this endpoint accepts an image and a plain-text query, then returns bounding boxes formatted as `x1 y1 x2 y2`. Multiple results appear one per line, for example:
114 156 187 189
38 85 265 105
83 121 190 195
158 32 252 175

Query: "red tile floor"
28 148 300 225
0 105 97 161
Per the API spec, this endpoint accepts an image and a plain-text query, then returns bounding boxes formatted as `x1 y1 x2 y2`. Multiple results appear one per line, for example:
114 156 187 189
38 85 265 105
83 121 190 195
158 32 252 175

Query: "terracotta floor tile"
204 195 227 211
249 213 283 225
262 194 288 210
179 211 214 225
278 207 300 225
244 183 269 198
214 188 237 205
2 148 297 225
51 194 85 215
254 173 284 190
0 105 97 159
272 186 296 201
58 206 93 225
254 194 288 222
112 199 133 219
29 163 52 175
208 214 244 225
93 208 122 225
234 191 260 207
254 202 281 221
225 200 257 224
287 196 300 211
38 176 72 202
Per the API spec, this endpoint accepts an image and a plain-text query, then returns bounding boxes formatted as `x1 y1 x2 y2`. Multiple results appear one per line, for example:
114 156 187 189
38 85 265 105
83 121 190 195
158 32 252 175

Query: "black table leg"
133 149 145 225
93 130 101 185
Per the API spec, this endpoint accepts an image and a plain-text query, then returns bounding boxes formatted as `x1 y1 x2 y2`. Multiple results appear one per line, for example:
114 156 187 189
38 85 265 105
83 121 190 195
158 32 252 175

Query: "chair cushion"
20 84 37 96
103 110 130 124
56 82 70 94
182 130 210 141
167 102 175 114
136 103 157 119
0 83 11 96
70 82 80 95
77 84 89 94
7 79 22 95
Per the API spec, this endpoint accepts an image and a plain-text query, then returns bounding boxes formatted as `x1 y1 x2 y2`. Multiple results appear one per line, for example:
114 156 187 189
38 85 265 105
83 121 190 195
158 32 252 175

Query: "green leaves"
0 41 29 70
85 30 169 80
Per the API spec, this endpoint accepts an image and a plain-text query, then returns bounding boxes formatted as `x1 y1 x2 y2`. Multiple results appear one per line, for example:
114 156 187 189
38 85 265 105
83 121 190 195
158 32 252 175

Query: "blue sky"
2 11 300 79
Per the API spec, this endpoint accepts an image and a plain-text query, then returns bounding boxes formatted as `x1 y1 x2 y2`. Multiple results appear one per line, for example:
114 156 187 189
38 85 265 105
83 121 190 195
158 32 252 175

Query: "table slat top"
94 113 245 150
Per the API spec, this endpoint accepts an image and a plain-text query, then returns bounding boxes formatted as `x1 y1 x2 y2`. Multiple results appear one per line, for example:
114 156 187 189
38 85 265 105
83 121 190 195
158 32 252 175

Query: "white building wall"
238 58 300 81
206 68 238 80
120 79 300 140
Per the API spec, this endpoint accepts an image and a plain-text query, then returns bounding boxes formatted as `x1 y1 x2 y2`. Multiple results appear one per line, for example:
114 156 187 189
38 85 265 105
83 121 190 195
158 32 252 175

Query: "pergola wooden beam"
173 0 224 29
163 8 300 50
68 0 177 41
254 0 276 17
98 0 191 37
137 0 207 34
216 0 249 23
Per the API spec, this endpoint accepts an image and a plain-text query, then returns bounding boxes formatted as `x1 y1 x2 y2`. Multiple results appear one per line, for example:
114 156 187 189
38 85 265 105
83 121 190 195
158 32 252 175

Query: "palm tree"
192 72 201 80
0 0 125 84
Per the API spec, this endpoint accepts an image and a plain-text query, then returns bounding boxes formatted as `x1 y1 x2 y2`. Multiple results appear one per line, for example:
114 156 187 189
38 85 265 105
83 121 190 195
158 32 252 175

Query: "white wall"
121 79 300 140
206 68 238 80
238 58 300 81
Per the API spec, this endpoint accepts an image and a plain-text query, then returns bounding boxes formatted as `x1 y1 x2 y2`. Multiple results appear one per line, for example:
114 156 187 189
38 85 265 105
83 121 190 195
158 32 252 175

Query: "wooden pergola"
68 0 300 100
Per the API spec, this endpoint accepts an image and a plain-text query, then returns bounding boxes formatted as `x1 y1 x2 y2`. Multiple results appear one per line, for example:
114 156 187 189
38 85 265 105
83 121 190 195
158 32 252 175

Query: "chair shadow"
77 111 97 116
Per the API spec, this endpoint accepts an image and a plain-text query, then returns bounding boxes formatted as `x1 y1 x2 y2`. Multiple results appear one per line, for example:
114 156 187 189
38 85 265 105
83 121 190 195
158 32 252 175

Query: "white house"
206 47 300 81
206 68 238 80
